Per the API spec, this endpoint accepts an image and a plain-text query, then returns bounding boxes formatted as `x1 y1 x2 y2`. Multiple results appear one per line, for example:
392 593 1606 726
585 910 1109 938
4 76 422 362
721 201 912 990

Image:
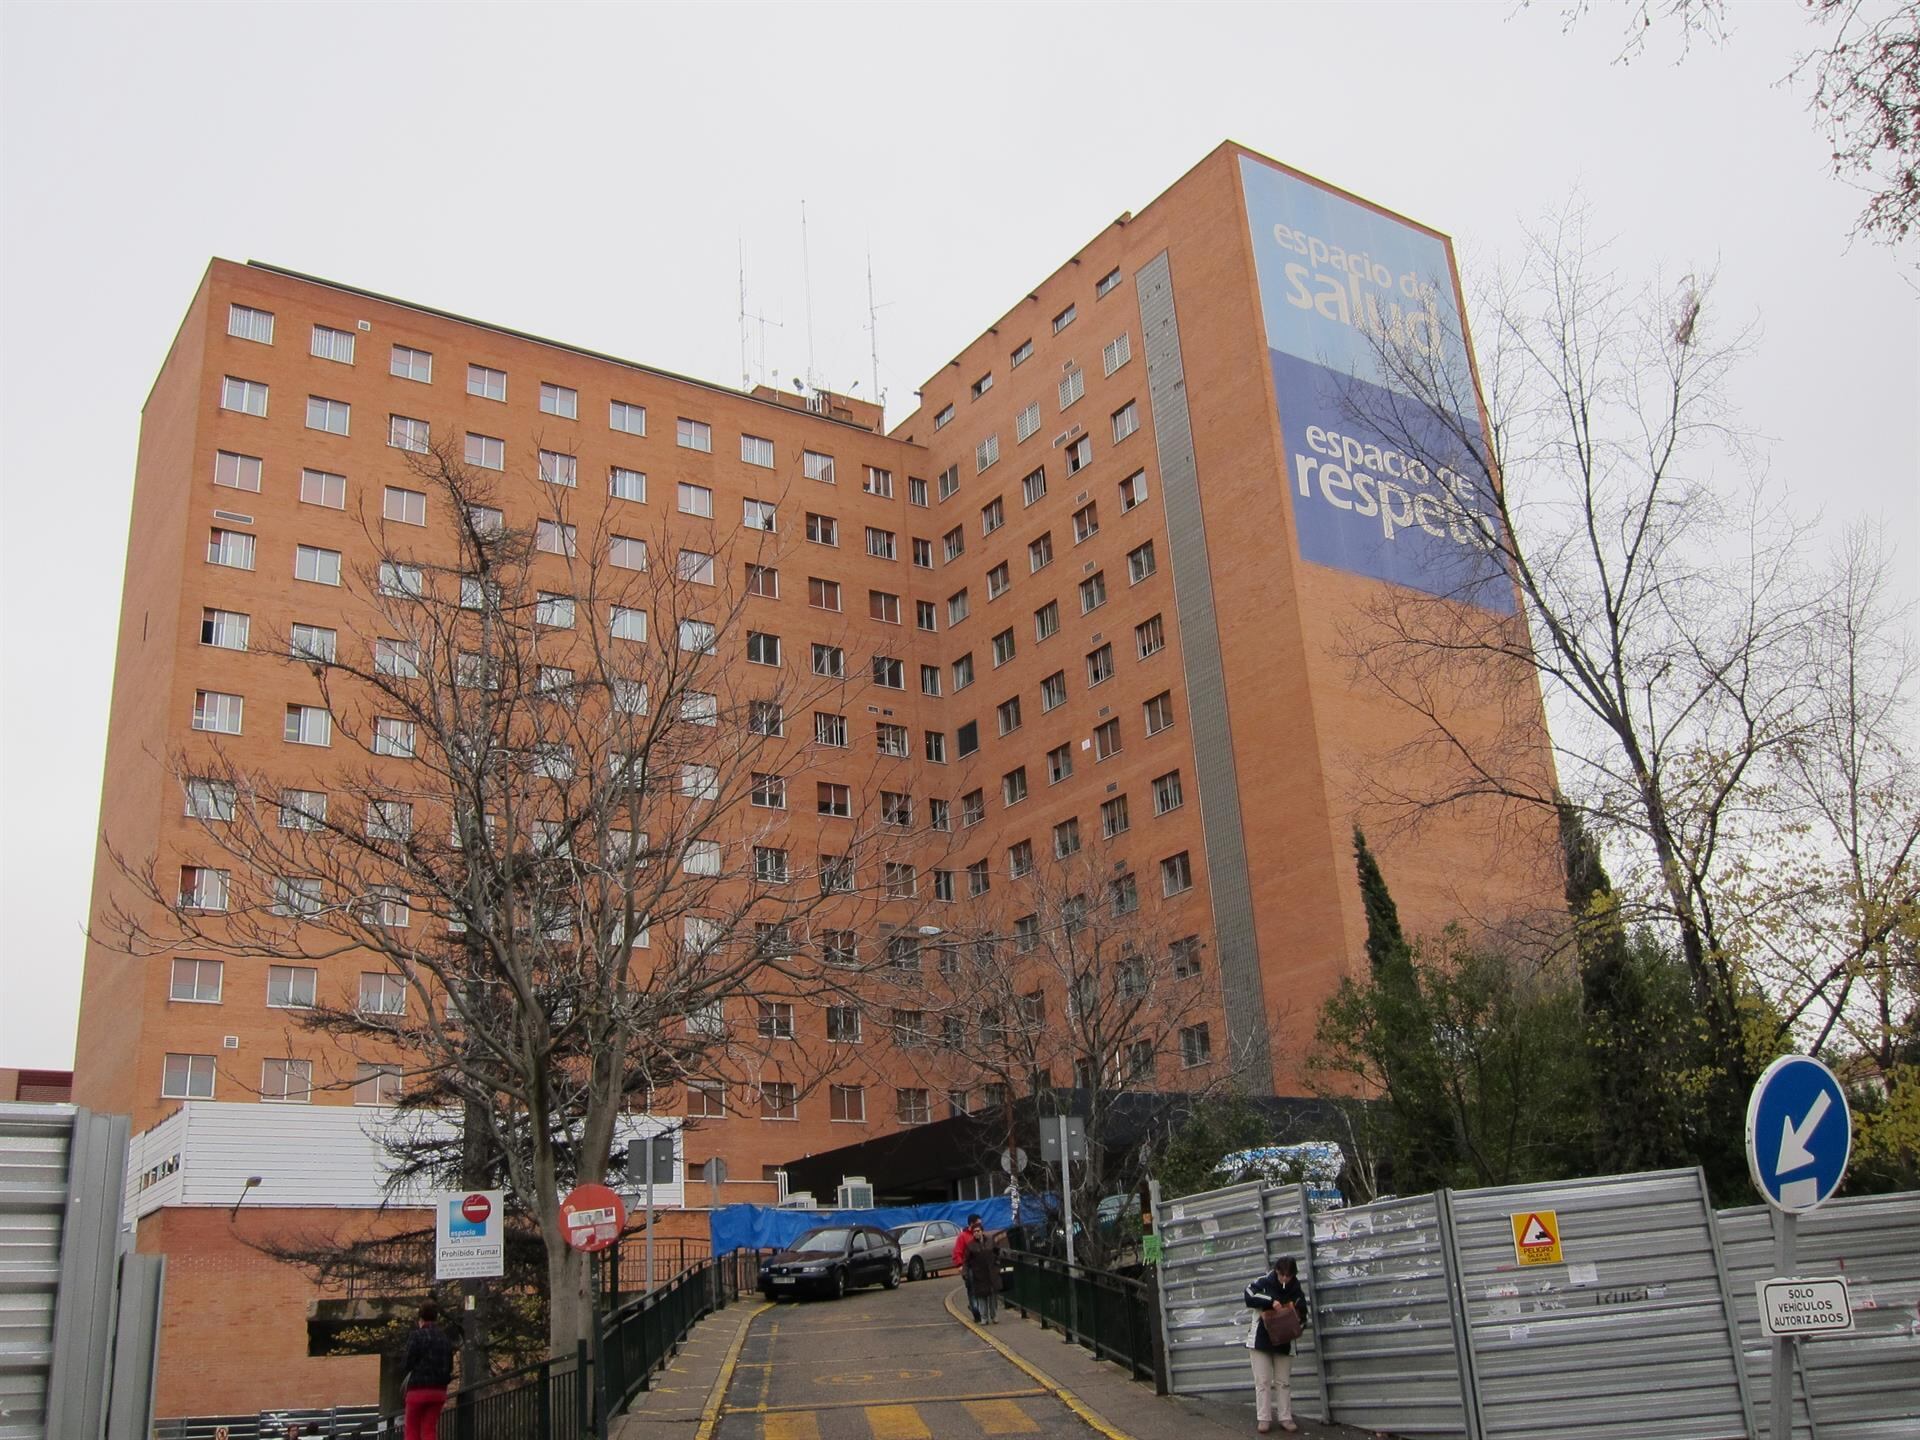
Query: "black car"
759 1224 901 1300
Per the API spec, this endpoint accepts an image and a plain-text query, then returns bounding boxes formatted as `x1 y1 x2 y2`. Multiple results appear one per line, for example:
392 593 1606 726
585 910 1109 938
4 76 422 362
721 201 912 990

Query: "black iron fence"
434 1345 590 1440
598 1233 711 1308
596 1248 765 1414
1002 1250 1165 1392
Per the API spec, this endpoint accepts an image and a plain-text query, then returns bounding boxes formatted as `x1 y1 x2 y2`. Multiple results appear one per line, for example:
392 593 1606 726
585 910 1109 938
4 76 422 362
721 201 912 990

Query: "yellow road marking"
964 1398 1041 1434
693 1300 774 1440
763 1414 822 1440
724 1388 1045 1415
940 1286 1137 1440
863 1405 931 1439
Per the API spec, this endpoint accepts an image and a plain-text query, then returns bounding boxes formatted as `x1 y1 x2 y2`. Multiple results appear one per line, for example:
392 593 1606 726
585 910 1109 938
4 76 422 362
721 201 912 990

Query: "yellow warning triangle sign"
1520 1214 1554 1246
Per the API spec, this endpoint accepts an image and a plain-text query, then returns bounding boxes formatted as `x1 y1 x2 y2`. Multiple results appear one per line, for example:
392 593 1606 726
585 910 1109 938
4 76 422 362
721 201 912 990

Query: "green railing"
1002 1250 1165 1392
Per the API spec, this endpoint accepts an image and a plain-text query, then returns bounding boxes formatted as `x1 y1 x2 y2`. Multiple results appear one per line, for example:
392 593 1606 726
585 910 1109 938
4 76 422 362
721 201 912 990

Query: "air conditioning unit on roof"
836 1177 875 1210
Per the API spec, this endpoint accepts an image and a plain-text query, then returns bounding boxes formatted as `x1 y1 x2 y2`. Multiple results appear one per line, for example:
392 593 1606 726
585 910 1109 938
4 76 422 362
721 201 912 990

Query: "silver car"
889 1218 963 1281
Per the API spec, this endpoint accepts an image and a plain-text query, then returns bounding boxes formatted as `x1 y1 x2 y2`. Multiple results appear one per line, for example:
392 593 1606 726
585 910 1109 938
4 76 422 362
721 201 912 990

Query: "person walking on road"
1243 1255 1307 1434
963 1216 1003 1324
401 1301 457 1440
955 1214 984 1320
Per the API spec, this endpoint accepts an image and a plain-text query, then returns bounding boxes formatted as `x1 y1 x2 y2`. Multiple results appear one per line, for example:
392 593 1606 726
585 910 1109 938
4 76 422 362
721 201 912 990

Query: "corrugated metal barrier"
1718 1192 1920 1439
1155 1166 1920 1440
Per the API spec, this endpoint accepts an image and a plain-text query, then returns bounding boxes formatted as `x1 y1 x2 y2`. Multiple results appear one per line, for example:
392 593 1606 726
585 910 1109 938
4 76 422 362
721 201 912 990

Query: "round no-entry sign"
460 1193 493 1225
560 1182 626 1252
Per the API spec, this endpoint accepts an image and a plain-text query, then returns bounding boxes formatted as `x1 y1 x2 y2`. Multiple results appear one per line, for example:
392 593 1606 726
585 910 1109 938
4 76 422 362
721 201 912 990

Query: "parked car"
759 1224 901 1300
889 1218 964 1281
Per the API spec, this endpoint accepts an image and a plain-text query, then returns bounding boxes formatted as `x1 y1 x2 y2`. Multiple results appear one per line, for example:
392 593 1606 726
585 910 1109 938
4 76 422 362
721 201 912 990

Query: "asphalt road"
711 1277 1095 1439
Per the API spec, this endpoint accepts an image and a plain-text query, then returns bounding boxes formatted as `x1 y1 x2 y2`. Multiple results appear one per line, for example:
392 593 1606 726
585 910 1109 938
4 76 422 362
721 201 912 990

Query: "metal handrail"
1001 1249 1165 1391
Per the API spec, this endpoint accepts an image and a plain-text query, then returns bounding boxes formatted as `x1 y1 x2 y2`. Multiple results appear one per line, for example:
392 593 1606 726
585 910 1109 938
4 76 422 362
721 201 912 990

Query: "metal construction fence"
1002 1251 1164 1389
1154 1168 1920 1440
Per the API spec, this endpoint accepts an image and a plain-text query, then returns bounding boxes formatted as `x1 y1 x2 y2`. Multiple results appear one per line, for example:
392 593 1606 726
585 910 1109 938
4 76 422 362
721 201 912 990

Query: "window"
372 717 415 757
1161 851 1194 896
924 728 947 761
896 1088 931 1124
221 376 268 415
1103 329 1133 376
1073 501 1100 543
1029 532 1054 573
1129 541 1158 583
539 382 578 419
1180 1024 1212 1068
290 624 335 662
179 866 230 911
1153 769 1185 814
805 512 838 546
866 526 897 560
678 618 716 652
827 1084 866 1123
212 450 262 493
957 721 980 758
997 695 1023 736
162 1053 216 1100
1021 468 1048 508
169 958 223 1003
746 564 779 598
259 1058 313 1105
306 395 350 435
200 608 249 650
1094 717 1122 760
267 964 317 1009
355 1065 402 1105
535 521 577 557
1111 401 1139 443
467 364 507 400
1145 691 1177 735
359 972 406 1016
913 536 935 568
378 561 424 598
611 605 648 641
609 399 646 435
1053 817 1081 858
294 545 341 586
467 504 503 537
464 432 505 470
754 847 790 884
1014 401 1041 443
609 466 647 502
1053 303 1077 334
1002 767 1028 806
803 449 835 483
942 526 965 563
909 476 929 506
687 1081 726 1118
747 631 782 666
674 482 714 519
740 433 774 467
1101 793 1131 838
863 466 894 498
1046 743 1072 783
872 655 905 689
1119 468 1148 512
876 722 910 757
1034 600 1060 640
760 1082 798 1120
960 789 986 827
869 590 901 624
539 449 577 487
937 464 961 501
373 637 421 676
227 304 274 343
934 403 954 430
1040 670 1068 711
817 782 851 816
1079 571 1107 613
675 416 712 452
678 550 715 585
610 535 648 570
297 467 347 508
383 486 427 526
279 788 326 830
1086 643 1115 686
1136 614 1166 658
750 700 784 736
743 499 777 532
952 652 975 689
929 797 951 831
184 778 236 822
1008 839 1034 877
207 528 255 570
885 862 917 899
970 372 993 399
1096 266 1123 299
917 599 937 631
811 642 845 678
1066 435 1093 475
751 773 787 809
827 1006 863 1043
1058 368 1085 410
991 628 1016 666
814 712 848 748
976 434 1000 472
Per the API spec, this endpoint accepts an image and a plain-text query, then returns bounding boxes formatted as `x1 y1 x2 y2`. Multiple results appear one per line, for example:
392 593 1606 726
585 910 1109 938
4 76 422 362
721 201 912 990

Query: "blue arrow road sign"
1746 1055 1851 1213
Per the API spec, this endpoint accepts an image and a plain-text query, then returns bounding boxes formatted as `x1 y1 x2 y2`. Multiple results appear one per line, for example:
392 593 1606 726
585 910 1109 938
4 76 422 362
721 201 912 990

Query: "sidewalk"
954 1286 1381 1440
610 1295 769 1440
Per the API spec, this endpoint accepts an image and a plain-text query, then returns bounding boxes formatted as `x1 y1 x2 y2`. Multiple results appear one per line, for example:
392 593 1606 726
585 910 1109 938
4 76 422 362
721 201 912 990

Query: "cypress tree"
1353 827 1410 975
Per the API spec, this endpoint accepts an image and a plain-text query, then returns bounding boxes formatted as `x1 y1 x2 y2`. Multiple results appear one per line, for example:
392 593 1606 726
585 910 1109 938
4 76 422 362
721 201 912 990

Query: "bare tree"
104 440 911 1352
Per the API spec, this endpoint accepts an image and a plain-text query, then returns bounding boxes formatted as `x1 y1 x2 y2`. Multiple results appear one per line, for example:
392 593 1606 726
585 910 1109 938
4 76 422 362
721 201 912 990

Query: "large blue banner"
709 1194 1040 1255
1240 156 1508 609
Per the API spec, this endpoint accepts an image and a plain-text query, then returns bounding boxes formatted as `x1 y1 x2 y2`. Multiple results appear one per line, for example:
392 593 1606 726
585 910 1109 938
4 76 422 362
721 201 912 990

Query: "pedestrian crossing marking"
964 1399 1040 1434
863 1405 933 1439
762 1413 821 1440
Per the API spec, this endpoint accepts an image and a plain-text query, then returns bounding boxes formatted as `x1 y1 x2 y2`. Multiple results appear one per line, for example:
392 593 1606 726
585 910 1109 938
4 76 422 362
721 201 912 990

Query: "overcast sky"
2 2 1913 1070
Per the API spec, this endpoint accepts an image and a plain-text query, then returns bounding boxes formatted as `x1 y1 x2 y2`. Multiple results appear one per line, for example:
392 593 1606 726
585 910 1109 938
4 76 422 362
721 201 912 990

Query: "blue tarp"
709 1194 1047 1255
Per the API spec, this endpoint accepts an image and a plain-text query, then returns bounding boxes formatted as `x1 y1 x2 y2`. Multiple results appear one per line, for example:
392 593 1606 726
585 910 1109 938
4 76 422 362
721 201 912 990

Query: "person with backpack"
1243 1255 1307 1434
401 1302 457 1440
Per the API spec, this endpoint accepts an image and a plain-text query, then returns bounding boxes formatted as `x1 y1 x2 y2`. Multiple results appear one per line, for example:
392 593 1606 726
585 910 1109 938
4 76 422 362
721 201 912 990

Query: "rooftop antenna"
736 235 782 392
801 200 817 393
865 246 892 419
